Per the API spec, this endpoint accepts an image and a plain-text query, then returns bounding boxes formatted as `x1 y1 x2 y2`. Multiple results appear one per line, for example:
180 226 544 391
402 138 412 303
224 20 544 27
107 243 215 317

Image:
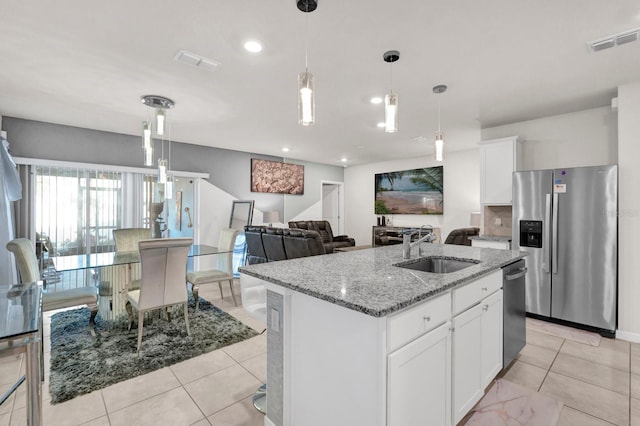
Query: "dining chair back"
113 228 152 252
125 237 193 352
187 228 240 309
6 238 99 324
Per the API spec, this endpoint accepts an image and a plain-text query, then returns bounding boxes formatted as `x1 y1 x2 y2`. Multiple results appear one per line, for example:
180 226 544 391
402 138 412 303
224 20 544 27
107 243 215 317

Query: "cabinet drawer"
453 270 502 315
388 292 451 352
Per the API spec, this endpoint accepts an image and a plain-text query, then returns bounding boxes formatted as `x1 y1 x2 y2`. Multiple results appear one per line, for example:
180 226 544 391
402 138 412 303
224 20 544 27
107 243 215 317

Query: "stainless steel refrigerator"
512 165 617 334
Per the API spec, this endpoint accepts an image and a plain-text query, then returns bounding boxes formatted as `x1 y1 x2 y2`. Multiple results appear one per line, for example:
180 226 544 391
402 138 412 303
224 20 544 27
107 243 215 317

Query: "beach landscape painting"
375 166 443 215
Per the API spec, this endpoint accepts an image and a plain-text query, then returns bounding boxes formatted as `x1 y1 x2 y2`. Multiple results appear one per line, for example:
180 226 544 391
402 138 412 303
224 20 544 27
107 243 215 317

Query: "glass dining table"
51 244 230 318
0 282 42 426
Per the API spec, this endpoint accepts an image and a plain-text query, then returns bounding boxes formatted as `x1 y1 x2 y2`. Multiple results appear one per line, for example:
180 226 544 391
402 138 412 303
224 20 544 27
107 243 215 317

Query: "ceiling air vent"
174 49 221 72
589 28 640 52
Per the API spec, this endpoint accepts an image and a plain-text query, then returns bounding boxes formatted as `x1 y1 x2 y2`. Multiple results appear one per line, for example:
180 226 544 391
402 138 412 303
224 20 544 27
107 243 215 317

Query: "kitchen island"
239 243 525 426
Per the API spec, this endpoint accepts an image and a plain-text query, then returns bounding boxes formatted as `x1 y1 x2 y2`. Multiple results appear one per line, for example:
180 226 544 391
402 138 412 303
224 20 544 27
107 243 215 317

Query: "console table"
372 226 441 247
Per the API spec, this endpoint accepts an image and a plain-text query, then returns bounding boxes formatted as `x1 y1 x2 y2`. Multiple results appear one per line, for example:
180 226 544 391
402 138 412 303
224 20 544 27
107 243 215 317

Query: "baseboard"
615 330 640 343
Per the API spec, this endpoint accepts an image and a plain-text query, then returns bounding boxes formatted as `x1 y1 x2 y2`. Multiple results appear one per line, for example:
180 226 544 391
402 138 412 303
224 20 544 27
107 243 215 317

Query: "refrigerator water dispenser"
520 220 542 248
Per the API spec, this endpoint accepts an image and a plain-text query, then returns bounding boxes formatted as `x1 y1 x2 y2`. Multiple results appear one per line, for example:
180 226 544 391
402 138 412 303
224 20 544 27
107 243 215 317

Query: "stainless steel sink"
395 256 480 274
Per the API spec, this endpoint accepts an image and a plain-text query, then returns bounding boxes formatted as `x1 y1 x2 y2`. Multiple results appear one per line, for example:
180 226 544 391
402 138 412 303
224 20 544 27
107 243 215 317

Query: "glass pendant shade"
157 159 167 184
142 122 153 166
384 92 398 133
156 109 165 136
435 131 445 162
165 174 173 199
298 71 315 126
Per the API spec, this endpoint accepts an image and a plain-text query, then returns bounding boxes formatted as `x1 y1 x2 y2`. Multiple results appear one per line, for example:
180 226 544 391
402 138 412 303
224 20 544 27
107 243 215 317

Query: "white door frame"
320 180 345 235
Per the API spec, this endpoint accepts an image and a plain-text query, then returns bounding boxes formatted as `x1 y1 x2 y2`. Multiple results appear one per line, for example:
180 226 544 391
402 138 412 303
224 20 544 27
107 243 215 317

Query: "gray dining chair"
6 238 99 324
125 237 192 352
187 228 239 309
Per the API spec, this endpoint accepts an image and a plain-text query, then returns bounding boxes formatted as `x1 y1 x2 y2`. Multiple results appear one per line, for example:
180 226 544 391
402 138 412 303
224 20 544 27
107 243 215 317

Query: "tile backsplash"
483 205 512 237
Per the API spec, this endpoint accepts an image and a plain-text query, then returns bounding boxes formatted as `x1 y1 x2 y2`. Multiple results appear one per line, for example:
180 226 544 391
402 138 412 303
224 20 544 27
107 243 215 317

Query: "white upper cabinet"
479 136 522 205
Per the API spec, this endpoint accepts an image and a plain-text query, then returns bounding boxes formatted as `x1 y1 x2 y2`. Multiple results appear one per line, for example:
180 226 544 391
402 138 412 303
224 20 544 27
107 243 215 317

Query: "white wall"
481 106 617 170
616 83 640 340
344 149 481 246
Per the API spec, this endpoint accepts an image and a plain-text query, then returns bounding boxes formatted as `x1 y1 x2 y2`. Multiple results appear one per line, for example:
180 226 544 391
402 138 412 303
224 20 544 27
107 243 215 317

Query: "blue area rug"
49 296 258 403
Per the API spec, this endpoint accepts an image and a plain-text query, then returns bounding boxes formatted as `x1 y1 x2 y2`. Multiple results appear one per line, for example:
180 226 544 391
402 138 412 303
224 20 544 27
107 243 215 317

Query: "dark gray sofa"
244 226 326 264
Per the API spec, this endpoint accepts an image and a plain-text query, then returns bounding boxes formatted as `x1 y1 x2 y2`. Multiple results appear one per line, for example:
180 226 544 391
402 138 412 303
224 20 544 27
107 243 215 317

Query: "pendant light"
433 85 447 162
142 121 153 166
297 0 317 126
383 50 400 133
141 95 175 197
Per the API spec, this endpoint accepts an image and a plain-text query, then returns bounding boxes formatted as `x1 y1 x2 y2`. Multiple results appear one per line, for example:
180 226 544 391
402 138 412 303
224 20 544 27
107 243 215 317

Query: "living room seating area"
244 226 326 264
287 220 355 252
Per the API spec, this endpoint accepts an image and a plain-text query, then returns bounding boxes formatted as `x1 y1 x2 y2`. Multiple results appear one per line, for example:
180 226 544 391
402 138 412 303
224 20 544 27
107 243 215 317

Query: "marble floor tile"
191 419 212 426
184 364 261 417
467 379 562 426
101 366 182 413
560 339 630 372
631 343 640 376
500 360 548 392
170 348 238 385
631 397 640 426
222 334 267 363
557 406 615 426
632 373 640 399
42 389 107 426
108 387 205 426
540 371 629 425
551 353 629 395
208 396 264 426
78 416 111 426
526 328 565 352
240 353 267 384
0 412 9 426
526 318 601 346
516 343 558 370
7 406 23 426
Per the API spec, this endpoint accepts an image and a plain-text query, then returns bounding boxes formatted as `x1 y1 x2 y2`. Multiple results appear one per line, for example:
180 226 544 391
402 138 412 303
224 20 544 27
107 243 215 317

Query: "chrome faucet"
403 226 437 259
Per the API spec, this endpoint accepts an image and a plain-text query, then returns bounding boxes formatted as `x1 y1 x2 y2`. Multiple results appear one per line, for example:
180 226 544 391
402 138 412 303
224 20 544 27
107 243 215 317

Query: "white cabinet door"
481 290 504 388
480 136 521 205
388 322 451 426
452 304 483 424
482 140 514 204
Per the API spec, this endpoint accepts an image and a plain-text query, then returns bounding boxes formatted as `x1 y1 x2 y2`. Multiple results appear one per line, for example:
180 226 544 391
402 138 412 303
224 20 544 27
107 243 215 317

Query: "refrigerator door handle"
543 193 551 273
552 192 559 275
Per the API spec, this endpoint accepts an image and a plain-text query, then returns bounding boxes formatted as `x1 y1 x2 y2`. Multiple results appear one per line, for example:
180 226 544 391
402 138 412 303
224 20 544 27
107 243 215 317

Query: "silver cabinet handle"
423 316 431 322
482 305 489 311
482 287 488 291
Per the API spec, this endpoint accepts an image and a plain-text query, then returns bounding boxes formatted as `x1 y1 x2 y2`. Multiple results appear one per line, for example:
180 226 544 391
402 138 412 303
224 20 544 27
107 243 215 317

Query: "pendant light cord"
304 8 309 71
437 99 441 133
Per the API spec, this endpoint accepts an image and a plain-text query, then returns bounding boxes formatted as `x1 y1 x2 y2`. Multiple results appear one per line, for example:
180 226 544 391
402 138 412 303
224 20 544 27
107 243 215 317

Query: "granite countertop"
468 235 512 242
239 244 525 318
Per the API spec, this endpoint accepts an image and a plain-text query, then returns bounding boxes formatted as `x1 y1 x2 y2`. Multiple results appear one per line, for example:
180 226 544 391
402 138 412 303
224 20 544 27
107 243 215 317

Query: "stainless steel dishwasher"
503 259 527 368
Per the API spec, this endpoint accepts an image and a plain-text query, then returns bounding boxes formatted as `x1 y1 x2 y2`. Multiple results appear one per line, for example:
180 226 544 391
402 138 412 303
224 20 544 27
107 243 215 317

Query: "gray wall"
3 117 344 217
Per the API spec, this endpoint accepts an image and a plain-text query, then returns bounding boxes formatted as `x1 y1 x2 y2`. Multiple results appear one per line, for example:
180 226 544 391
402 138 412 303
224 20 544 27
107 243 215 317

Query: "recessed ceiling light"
282 147 290 152
244 40 263 53
377 122 385 128
341 158 348 162
370 97 383 104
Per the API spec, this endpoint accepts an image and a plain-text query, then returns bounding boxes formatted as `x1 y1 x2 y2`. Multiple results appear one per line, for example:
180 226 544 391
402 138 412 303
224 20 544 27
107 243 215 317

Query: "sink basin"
395 256 480 274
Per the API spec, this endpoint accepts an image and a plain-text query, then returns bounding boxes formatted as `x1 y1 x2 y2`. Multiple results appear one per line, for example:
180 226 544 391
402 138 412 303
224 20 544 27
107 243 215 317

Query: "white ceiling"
0 0 639 166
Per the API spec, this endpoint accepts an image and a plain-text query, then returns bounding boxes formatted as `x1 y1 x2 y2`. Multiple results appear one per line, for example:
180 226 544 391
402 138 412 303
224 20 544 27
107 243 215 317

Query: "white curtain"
0 132 22 284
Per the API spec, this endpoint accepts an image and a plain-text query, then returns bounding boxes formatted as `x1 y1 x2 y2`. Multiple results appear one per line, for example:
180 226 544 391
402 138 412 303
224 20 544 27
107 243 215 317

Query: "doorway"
321 181 344 235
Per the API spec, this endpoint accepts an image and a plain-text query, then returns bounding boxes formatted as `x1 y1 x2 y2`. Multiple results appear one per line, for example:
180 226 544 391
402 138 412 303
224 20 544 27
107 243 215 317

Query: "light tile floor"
0 282 267 426
3 284 640 426
498 327 638 426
